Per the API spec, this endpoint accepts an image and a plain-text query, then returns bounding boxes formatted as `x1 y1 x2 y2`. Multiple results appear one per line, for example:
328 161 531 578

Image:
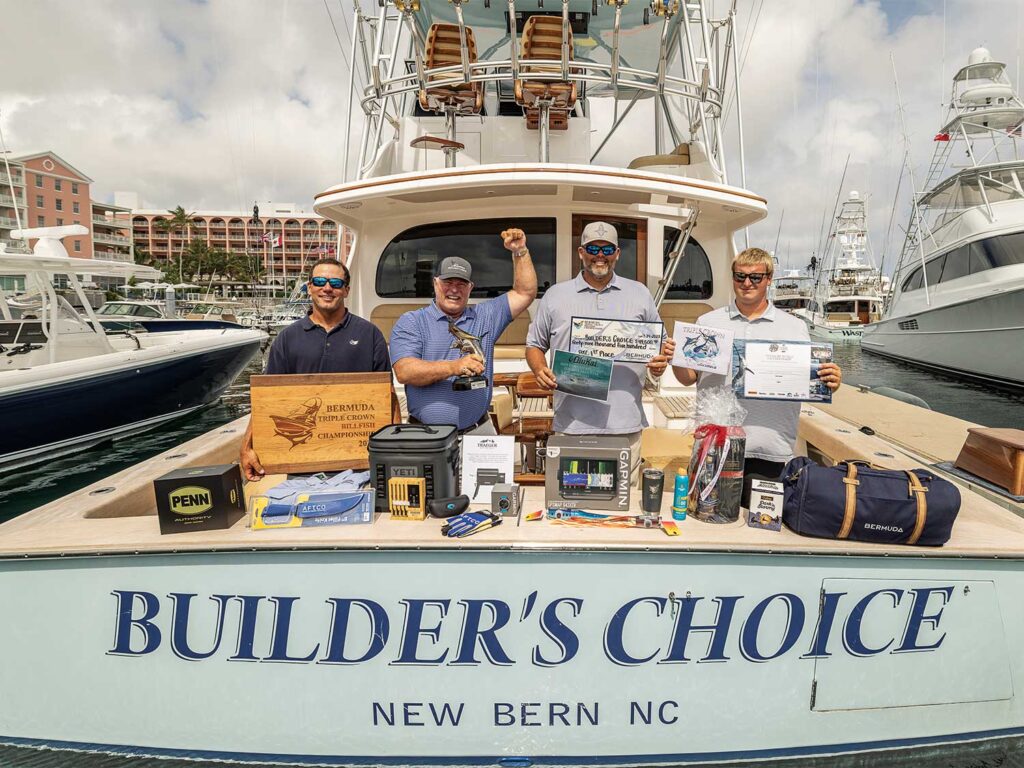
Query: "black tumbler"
641 469 665 515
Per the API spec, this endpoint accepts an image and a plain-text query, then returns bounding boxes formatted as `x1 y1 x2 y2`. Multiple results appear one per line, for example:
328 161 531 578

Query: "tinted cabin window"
827 301 856 313
902 266 924 292
376 218 556 298
970 232 1024 272
938 245 970 283
924 253 946 286
663 228 713 299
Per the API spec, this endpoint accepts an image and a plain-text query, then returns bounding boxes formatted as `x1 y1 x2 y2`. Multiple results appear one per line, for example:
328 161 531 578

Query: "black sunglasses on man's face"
310 276 346 289
732 271 769 285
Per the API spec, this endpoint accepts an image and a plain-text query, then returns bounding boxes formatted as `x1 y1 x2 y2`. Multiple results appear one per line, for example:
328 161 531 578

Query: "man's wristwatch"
513 247 529 258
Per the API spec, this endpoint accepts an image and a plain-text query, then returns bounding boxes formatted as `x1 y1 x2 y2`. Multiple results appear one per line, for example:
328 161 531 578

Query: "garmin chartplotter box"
544 434 631 512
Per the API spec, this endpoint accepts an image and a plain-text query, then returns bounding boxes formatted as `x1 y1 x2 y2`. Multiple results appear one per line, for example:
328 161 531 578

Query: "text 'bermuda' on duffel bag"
781 457 961 546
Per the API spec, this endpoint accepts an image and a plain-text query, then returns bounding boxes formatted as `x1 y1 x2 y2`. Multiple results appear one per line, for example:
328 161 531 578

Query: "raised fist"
501 228 527 253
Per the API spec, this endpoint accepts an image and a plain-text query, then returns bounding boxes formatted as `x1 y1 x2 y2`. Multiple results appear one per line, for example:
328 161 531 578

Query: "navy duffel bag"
781 457 961 546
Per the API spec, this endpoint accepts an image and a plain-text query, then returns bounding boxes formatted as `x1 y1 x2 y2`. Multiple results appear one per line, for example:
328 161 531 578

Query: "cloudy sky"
2 0 1021 272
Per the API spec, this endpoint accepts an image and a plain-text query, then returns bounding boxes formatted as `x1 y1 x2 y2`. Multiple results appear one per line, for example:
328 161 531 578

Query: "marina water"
1 345 1022 522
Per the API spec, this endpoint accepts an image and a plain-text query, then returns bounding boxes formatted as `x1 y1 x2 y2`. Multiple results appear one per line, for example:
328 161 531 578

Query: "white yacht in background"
794 191 884 341
863 48 1024 387
772 269 814 313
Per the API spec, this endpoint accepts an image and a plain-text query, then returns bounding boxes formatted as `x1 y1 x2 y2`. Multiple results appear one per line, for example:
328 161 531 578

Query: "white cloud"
1 0 1021 274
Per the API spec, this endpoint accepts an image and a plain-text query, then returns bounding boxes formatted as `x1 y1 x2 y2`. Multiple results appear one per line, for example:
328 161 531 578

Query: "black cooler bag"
781 457 961 546
368 424 460 512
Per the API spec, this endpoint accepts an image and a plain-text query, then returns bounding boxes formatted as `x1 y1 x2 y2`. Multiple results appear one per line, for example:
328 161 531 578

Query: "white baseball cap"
580 221 619 247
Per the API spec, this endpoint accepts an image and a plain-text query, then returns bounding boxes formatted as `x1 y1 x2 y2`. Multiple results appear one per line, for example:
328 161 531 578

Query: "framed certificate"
553 349 613 402
568 316 663 363
731 340 833 403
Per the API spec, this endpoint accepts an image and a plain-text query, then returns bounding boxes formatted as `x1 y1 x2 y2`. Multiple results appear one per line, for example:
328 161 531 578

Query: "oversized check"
568 316 663 363
731 340 833 403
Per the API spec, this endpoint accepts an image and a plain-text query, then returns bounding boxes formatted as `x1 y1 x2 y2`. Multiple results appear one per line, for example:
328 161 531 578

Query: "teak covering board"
250 373 392 474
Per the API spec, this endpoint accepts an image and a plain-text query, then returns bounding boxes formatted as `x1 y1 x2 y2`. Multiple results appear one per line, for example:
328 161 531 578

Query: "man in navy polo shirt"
390 228 537 434
240 258 397 480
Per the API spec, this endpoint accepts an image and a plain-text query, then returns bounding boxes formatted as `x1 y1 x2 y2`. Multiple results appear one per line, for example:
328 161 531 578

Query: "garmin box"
368 423 460 512
154 464 245 535
545 434 631 512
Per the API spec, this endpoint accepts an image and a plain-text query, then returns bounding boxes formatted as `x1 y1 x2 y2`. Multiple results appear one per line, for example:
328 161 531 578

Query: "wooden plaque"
250 373 392 474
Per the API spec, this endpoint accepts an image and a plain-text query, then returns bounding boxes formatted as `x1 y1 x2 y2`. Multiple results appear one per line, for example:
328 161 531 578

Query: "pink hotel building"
131 205 352 282
0 151 133 262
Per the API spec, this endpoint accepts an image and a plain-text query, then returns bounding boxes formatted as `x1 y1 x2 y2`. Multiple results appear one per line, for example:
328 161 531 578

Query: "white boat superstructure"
794 192 884 341
862 48 1024 386
772 269 815 313
320 0 756 386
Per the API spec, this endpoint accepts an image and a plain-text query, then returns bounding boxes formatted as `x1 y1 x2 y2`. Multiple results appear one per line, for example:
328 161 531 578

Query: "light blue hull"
1 548 1022 766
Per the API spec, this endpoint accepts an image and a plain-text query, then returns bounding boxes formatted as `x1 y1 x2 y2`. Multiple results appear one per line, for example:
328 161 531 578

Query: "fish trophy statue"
448 321 488 391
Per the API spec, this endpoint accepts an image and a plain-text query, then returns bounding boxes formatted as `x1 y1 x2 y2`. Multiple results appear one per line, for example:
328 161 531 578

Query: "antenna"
891 53 931 307
811 157 850 306
772 208 784 264
0 109 23 234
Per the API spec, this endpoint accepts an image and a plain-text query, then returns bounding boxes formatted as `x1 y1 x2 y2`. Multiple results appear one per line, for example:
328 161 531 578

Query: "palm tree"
155 206 194 284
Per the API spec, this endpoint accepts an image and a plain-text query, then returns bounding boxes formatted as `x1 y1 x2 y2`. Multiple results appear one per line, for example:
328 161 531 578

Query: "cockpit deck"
3 391 1023 561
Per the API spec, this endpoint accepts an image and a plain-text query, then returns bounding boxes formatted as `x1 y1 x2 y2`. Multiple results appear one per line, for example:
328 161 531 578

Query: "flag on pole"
933 132 951 142
261 232 281 248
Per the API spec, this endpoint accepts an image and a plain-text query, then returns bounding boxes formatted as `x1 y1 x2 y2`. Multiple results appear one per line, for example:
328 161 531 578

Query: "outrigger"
2 2 1024 766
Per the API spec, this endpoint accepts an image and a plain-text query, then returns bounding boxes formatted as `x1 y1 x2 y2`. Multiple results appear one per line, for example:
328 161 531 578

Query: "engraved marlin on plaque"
270 397 322 448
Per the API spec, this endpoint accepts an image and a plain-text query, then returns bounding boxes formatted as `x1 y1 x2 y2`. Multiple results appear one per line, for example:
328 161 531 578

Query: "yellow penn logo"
169 486 213 516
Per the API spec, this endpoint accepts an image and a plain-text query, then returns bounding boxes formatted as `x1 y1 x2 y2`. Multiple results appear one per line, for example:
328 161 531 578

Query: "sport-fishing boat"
793 192 884 341
0 225 266 470
2 5 1024 768
772 268 814 313
862 48 1024 386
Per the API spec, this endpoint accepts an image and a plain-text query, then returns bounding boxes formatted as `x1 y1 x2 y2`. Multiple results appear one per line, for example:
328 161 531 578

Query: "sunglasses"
310 276 346 289
733 271 769 285
583 244 617 256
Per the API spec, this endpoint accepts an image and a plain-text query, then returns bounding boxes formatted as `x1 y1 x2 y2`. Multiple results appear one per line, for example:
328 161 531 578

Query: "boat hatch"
810 579 1012 711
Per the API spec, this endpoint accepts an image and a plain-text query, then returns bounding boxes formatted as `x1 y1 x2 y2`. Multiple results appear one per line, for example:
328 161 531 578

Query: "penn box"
154 464 245 535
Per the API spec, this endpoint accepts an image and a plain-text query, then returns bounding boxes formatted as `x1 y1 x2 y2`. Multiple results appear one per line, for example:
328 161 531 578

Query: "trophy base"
452 376 488 392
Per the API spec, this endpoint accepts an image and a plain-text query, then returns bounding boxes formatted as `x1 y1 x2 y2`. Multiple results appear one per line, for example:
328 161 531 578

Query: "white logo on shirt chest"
349 339 360 345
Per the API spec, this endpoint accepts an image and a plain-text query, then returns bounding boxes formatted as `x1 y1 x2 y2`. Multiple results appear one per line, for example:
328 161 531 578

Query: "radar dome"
968 47 993 66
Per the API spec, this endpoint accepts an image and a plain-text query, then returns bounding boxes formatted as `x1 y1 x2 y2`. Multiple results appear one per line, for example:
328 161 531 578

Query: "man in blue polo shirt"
240 257 397 480
390 227 537 434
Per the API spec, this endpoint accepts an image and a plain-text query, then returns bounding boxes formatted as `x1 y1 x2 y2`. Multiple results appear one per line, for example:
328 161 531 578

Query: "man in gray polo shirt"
672 247 842 503
526 222 674 481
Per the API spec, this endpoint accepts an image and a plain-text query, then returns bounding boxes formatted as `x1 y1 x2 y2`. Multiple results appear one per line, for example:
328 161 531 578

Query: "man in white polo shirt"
672 247 842 504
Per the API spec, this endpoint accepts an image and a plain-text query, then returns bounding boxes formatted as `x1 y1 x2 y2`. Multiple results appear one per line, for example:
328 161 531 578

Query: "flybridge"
340 0 746 182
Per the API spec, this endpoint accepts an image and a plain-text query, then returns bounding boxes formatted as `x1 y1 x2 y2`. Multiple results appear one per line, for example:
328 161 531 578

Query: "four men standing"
244 228 841 492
